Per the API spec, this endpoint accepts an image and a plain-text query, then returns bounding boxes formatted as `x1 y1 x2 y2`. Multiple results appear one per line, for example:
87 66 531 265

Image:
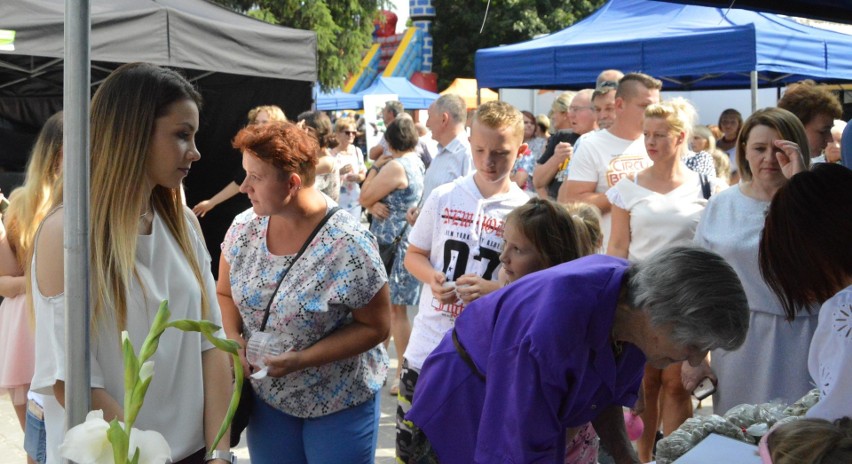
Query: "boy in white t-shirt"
395 101 530 461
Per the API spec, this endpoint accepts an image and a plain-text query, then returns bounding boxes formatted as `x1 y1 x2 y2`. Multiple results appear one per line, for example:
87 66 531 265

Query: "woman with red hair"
218 120 390 463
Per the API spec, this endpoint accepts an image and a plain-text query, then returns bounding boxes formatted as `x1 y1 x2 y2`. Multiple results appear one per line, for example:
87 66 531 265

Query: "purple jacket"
407 254 646 463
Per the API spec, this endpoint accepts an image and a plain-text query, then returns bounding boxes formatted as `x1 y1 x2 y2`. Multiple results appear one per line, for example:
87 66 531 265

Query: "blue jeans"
25 401 47 464
247 392 380 464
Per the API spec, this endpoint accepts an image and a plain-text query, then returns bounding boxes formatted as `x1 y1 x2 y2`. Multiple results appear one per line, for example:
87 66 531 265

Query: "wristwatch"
205 450 236 463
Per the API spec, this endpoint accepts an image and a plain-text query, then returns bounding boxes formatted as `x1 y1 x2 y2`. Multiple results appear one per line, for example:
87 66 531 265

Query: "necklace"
140 201 152 219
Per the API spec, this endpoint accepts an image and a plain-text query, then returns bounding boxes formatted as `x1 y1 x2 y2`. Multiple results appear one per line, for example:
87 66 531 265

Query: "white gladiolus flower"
59 409 172 464
58 301 237 464
59 410 113 464
128 428 172 464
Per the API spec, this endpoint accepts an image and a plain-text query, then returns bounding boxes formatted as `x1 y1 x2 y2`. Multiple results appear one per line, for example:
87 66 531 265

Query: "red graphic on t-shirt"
441 208 506 237
432 299 465 319
607 154 651 187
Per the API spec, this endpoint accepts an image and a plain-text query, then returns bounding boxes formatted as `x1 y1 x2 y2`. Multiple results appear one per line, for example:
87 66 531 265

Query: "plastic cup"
246 332 290 372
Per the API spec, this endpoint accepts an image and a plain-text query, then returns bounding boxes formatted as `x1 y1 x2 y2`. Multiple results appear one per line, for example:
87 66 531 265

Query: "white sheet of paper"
673 433 761 464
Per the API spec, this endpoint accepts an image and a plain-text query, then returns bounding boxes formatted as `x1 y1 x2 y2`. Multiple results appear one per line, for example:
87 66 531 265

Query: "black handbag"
378 224 407 275
229 207 340 447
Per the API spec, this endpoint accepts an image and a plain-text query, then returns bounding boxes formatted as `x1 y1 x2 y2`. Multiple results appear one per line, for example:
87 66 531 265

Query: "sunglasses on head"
343 130 357 135
596 80 619 91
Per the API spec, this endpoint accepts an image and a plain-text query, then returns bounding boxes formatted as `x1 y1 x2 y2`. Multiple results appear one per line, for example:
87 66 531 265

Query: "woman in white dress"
606 98 721 462
331 116 367 220
689 107 815 419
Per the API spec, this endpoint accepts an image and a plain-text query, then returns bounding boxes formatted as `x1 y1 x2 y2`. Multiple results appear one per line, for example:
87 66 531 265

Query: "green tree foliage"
211 0 386 91
432 0 606 89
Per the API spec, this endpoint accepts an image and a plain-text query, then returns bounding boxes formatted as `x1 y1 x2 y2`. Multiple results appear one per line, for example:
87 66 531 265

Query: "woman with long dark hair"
759 163 852 421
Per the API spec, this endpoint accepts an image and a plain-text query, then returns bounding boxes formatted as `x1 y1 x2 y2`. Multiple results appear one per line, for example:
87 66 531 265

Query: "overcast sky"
388 0 410 33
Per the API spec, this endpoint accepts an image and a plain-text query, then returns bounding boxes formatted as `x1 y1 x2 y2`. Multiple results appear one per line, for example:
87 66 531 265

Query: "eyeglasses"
596 80 619 91
569 106 595 112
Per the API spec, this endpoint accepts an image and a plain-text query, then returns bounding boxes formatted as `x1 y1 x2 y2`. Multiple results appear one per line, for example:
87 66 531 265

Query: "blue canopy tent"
475 0 852 91
355 76 440 109
315 87 362 111
315 77 439 110
657 0 852 24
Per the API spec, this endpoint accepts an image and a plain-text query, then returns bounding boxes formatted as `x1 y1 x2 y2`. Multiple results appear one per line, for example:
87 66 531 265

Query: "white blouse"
807 285 852 420
31 209 221 463
606 171 714 261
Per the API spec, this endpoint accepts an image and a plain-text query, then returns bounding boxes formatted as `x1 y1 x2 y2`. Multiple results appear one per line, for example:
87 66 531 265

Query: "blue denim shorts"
25 400 47 464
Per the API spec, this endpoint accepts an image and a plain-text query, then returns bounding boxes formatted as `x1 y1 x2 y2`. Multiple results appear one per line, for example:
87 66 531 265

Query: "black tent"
0 0 318 273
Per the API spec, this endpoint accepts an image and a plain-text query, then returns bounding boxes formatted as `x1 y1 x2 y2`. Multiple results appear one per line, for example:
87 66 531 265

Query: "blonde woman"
0 112 62 456
690 125 716 154
331 117 367 219
192 104 287 217
606 98 722 462
31 63 232 463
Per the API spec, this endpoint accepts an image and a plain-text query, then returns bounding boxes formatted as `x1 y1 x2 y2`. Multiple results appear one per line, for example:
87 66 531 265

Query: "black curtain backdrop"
186 73 313 277
0 62 313 277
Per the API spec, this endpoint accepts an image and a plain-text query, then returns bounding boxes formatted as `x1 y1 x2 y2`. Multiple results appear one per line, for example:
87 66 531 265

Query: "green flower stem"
169 318 244 454
106 301 243 463
138 300 172 363
208 344 243 454
121 333 140 430
107 419 130 464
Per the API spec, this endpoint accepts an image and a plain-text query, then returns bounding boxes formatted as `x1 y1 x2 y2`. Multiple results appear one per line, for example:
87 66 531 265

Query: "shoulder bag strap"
392 224 408 246
259 206 340 331
700 174 711 200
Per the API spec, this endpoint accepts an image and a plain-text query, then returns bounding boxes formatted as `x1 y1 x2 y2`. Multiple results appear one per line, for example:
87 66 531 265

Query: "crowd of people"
0 61 849 464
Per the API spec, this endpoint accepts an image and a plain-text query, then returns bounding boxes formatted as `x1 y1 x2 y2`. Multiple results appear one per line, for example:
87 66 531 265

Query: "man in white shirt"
592 81 619 130
369 101 433 168
534 89 597 199
561 72 662 250
369 100 404 160
406 93 472 225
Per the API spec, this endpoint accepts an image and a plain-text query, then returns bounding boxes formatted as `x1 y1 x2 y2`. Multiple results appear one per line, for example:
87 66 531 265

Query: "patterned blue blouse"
368 154 425 306
369 154 425 246
222 203 389 418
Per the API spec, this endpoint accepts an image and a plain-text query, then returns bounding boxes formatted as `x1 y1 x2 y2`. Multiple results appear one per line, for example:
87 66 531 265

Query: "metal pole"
750 70 758 114
63 0 91 452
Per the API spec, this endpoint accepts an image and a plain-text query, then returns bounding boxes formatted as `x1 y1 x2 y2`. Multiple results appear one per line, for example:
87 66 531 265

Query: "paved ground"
0 396 27 462
0 345 403 464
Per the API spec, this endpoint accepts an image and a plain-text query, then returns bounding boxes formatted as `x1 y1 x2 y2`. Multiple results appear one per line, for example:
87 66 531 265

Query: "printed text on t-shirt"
606 154 652 187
